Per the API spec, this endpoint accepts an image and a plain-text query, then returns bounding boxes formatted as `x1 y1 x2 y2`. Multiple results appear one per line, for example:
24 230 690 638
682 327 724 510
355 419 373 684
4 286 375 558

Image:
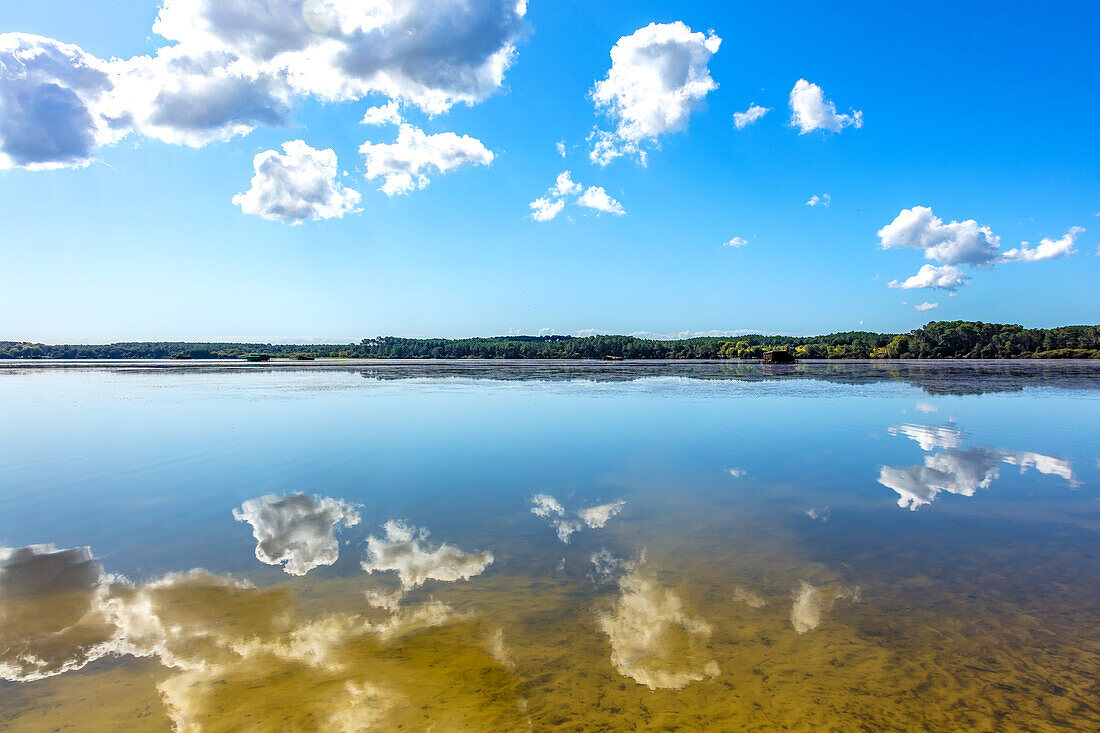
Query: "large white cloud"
878 206 1000 266
879 207 1084 290
361 520 493 589
232 493 362 574
788 79 862 134
595 554 719 689
232 140 362 223
0 34 119 170
106 46 293 147
151 0 528 113
360 123 493 195
590 22 721 165
1 0 527 170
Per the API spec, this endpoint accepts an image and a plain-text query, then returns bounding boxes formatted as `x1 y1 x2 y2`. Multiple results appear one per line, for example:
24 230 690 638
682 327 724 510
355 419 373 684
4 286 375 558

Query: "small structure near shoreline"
762 350 796 364
245 354 271 362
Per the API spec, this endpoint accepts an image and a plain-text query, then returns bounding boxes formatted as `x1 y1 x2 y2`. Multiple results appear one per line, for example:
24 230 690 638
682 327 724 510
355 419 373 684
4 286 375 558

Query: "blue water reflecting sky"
1 364 1096 582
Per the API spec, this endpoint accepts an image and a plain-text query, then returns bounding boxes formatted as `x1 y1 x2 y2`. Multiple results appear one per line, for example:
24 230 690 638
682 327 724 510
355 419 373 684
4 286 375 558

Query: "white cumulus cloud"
878 206 1000 266
0 34 119 170
232 140 361 223
232 493 361 575
551 170 583 197
733 103 768 130
360 99 401 126
915 301 939 312
806 193 830 207
722 236 749 248
590 22 721 165
889 264 969 292
1 0 527 170
151 0 528 114
529 170 624 221
105 45 293 148
1000 226 1084 263
529 196 565 222
788 79 862 134
879 207 1083 290
360 123 493 195
577 185 625 216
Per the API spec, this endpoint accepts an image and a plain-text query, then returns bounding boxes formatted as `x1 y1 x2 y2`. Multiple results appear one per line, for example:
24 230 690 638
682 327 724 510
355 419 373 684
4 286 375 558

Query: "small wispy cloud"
556 140 566 158
733 104 769 130
915 301 939 312
530 171 624 220
806 193 830 207
723 236 749 248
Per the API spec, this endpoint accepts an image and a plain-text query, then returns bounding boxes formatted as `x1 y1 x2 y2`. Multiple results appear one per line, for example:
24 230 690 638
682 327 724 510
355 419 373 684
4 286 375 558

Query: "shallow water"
1 362 1098 731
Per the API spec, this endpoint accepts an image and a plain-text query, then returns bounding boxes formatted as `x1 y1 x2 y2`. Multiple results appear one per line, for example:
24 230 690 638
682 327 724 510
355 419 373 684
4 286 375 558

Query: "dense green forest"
1 322 1098 360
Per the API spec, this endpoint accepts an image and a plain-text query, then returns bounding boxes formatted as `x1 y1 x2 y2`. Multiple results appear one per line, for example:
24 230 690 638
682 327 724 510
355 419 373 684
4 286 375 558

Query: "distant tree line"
1 322 1098 360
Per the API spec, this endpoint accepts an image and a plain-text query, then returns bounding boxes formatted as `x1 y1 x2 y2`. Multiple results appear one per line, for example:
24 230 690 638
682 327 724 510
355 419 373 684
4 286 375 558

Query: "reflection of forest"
357 360 1100 396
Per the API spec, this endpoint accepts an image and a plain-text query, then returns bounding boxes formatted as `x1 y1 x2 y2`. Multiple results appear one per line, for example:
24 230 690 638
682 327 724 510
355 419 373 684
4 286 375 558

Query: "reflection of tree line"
3 321 1098 360
359 360 1100 395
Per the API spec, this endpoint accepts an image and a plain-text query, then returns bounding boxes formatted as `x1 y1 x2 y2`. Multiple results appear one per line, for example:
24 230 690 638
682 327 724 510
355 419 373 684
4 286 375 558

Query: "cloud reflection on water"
888 423 963 452
790 582 859 634
233 493 361 576
0 545 119 681
531 494 625 543
593 552 720 690
880 423 1079 509
0 538 510 730
361 520 494 590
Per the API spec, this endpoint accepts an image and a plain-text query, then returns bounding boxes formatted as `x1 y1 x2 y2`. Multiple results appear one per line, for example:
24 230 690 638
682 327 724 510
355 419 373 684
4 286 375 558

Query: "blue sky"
1 0 1097 343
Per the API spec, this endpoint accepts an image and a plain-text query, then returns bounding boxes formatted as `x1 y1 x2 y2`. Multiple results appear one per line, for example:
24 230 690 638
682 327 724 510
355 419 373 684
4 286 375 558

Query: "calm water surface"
1 361 1098 731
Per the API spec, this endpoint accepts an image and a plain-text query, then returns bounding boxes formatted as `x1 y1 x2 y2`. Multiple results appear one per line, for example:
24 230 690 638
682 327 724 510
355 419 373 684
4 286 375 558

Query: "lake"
1 361 1098 731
